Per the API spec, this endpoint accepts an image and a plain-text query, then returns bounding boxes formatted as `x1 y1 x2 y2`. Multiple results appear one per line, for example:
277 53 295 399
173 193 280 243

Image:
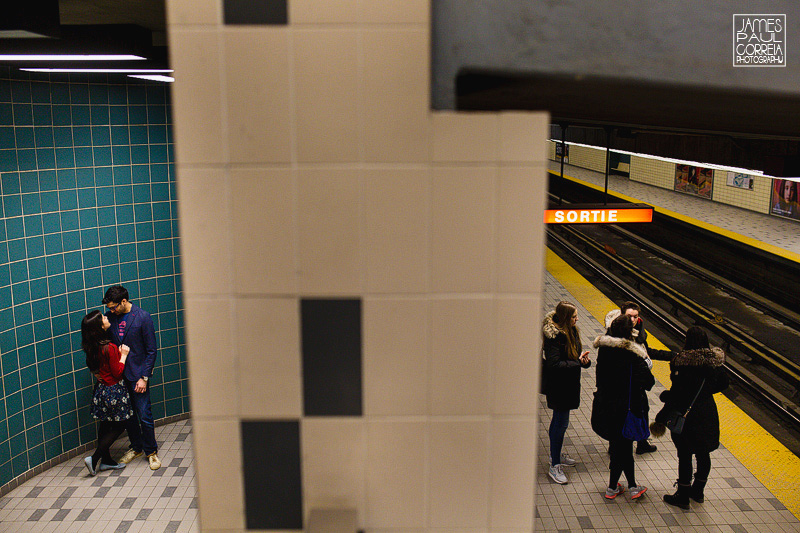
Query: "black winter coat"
542 311 590 411
654 348 729 453
590 335 655 441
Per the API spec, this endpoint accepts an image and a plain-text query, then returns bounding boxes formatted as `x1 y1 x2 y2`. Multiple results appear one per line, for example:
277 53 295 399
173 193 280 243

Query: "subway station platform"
2 258 798 533
548 161 800 261
1 164 799 532
0 419 196 532
535 249 800 532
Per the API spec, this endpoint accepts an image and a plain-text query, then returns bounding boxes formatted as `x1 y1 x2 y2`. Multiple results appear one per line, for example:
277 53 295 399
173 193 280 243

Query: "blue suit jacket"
105 304 158 382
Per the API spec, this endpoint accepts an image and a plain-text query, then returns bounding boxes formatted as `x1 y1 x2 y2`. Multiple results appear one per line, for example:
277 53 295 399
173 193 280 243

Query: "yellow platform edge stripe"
548 170 800 264
546 247 800 519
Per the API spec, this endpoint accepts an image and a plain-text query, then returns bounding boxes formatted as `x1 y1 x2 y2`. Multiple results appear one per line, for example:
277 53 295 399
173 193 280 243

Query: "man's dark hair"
609 313 634 339
103 285 129 304
620 301 640 314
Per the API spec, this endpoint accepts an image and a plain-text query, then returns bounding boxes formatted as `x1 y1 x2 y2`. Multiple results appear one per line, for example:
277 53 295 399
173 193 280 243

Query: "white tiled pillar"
166 1 548 531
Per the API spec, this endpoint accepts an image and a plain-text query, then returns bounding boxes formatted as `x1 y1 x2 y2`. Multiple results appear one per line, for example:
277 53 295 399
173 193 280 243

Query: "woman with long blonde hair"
542 301 591 484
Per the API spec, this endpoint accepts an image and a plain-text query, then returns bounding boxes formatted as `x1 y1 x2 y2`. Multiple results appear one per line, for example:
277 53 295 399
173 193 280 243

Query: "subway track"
545 194 800 455
548 171 800 314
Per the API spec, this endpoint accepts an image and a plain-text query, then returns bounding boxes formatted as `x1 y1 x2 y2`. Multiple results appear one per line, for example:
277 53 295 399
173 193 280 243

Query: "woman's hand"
579 350 591 365
119 344 130 364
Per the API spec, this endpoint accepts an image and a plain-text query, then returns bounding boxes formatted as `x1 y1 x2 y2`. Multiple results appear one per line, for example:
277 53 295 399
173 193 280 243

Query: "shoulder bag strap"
683 378 706 416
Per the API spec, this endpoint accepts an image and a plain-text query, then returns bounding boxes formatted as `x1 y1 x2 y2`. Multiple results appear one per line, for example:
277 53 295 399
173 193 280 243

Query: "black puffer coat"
542 311 590 411
654 348 729 453
590 334 655 441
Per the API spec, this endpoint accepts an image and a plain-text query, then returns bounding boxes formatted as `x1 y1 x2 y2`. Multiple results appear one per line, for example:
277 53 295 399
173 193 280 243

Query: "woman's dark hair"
609 313 634 339
82 310 109 373
683 326 710 350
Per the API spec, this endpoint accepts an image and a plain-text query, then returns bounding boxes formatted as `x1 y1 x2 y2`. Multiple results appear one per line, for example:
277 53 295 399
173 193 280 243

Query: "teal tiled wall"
0 68 188 488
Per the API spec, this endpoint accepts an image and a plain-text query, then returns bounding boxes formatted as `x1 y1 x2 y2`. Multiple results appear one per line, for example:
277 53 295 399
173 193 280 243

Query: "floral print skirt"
90 381 134 422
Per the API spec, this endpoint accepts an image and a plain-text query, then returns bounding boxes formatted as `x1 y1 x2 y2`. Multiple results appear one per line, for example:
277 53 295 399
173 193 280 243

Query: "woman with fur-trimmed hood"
651 326 729 510
605 302 662 455
591 314 655 500
541 301 591 485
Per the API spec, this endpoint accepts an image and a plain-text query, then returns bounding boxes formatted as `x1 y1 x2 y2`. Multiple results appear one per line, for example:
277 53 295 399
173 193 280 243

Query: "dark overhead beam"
456 68 800 140
456 68 800 177
0 1 61 39
0 25 157 58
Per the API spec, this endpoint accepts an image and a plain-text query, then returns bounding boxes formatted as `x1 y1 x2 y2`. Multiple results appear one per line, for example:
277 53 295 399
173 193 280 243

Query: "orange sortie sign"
544 208 653 224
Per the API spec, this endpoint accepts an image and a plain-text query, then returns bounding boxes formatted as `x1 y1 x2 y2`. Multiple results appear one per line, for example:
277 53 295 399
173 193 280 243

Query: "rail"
546 227 800 426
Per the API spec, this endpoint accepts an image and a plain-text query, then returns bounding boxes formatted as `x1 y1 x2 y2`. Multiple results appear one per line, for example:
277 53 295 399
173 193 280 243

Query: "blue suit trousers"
124 379 158 455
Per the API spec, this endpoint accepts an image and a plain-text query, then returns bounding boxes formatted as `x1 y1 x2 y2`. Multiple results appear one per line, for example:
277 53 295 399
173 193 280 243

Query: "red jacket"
95 343 125 385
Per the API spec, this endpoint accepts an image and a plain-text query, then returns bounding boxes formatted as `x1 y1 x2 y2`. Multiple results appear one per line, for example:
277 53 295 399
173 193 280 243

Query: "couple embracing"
81 285 161 475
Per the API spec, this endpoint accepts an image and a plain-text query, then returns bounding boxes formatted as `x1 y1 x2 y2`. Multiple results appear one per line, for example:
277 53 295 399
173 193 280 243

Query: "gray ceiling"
5 1 799 176
0 1 169 71
59 0 166 41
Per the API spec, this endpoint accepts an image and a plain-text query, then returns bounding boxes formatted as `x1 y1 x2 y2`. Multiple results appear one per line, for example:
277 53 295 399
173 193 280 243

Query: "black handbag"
666 379 705 435
621 365 650 441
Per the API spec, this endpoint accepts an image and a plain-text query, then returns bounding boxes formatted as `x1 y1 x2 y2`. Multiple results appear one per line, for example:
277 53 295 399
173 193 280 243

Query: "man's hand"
135 378 148 393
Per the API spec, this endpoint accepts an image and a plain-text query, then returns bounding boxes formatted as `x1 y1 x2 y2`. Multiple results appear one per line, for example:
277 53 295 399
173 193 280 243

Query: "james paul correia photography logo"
733 14 786 67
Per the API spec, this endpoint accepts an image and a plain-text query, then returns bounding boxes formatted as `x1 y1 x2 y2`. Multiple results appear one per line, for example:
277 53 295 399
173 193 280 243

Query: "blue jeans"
549 409 570 465
125 379 158 455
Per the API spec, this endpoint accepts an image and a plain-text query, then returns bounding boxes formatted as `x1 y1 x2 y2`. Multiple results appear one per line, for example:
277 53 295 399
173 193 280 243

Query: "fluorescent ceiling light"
0 54 146 61
0 31 53 39
128 75 174 83
21 68 173 73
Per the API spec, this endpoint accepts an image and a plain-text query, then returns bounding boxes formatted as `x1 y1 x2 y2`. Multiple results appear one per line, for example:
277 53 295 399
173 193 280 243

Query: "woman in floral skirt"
81 310 134 476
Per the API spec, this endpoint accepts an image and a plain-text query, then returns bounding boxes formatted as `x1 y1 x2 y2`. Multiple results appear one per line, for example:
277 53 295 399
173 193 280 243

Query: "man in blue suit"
103 285 161 470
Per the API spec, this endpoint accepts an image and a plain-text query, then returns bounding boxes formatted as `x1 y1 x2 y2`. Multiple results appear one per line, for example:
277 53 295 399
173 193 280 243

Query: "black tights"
678 449 711 484
608 437 636 489
91 421 126 468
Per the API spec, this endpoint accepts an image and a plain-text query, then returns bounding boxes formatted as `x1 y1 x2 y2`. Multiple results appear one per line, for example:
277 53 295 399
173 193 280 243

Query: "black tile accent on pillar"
241 420 302 530
301 299 362 416
223 0 288 25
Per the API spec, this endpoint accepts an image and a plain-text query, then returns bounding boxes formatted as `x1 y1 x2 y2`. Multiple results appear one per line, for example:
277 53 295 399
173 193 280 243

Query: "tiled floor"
1 282 798 532
549 162 800 257
536 270 800 532
0 419 196 533
2 165 799 532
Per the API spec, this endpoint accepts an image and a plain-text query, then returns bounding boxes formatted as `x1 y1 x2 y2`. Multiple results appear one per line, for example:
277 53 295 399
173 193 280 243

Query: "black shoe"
663 481 691 510
690 477 707 503
636 441 657 455
663 491 690 510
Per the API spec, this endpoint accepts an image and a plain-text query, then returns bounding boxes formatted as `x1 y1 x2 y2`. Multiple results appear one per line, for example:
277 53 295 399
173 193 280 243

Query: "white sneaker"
559 453 577 466
548 464 568 484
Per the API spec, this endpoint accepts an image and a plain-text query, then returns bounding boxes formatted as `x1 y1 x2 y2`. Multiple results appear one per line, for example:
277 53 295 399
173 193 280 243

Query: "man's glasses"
106 302 122 311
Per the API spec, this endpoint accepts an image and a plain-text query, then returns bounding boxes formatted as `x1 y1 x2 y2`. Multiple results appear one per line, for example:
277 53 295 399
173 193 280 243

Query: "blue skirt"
90 381 134 422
